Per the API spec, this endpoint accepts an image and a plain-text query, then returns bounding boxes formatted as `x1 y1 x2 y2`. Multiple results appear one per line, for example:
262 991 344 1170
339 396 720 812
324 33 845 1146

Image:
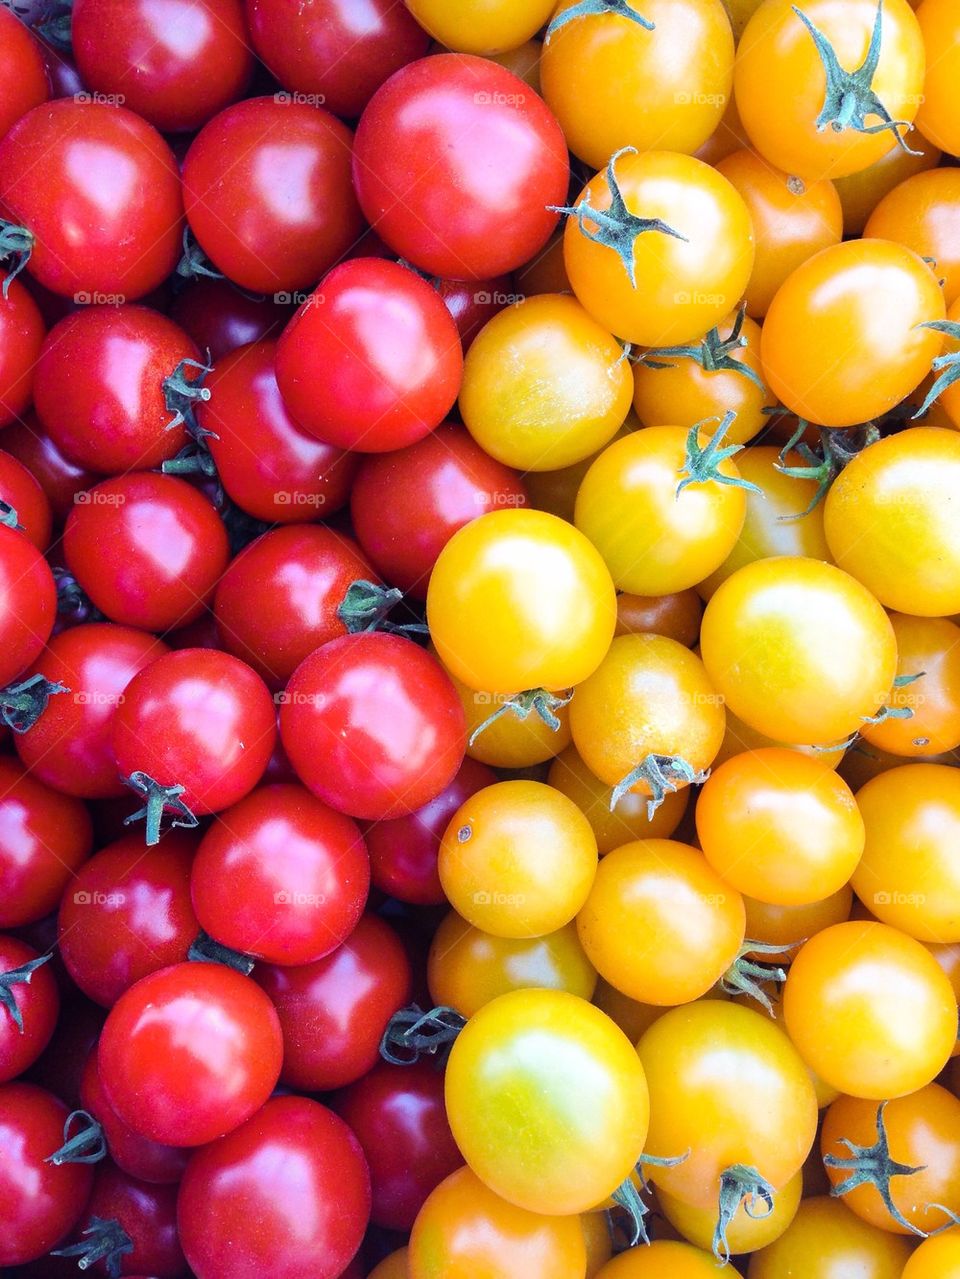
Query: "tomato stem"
775 420 880 518
121 771 199 847
0 674 70 734
609 1175 654 1247
467 687 573 748
53 1214 135 1278
824 1102 930 1236
163 356 214 434
544 0 654 43
548 147 687 288
0 221 34 297
677 410 763 496
379 1004 466 1066
639 302 766 392
188 929 256 975
610 753 709 817
53 567 104 624
713 1164 776 1261
914 319 960 418
792 0 919 154
176 226 224 282
0 500 22 532
0 951 51 1031
45 1109 108 1167
720 940 792 1014
337 579 429 637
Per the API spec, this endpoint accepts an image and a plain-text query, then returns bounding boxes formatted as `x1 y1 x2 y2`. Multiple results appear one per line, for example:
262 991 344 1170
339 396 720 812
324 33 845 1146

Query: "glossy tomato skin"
0 758 92 929
1 416 97 523
350 424 527 600
213 524 373 688
353 55 568 279
113 649 276 819
254 913 411 1091
334 1060 463 1232
915 0 960 156
0 448 51 550
177 1095 370 1279
169 280 294 362
0 1083 94 1266
58 832 199 1007
434 275 513 353
0 936 58 1083
0 6 48 139
183 96 363 294
66 1160 186 1278
63 473 229 632
0 526 56 686
0 279 44 429
747 1194 913 1279
865 168 960 306
246 0 429 118
365 755 496 905
280 633 466 821
99 962 283 1147
275 259 463 452
198 341 357 523
191 783 369 966
33 306 199 473
72 0 252 133
16 624 169 798
0 101 182 299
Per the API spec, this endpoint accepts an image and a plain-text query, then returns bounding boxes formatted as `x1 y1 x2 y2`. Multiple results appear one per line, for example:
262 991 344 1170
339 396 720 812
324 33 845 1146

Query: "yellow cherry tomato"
833 129 941 235
747 1196 914 1279
369 1249 409 1279
560 149 755 347
742 886 854 959
427 911 597 1017
595 1240 723 1278
438 780 598 939
902 1228 960 1279
460 295 633 472
444 989 650 1215
446 667 572 768
865 168 960 305
581 1210 613 1279
914 0 960 156
523 419 638 525
540 0 734 170
658 1168 803 1256
404 0 555 54
427 509 617 695
712 704 848 769
700 556 898 745
861 613 960 756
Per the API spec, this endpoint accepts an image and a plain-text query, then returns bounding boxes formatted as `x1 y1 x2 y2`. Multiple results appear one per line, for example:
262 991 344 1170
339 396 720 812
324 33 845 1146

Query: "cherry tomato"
865 168 960 305
0 525 56 686
445 989 649 1215
541 0 734 169
61 1159 185 1277
0 447 51 550
58 831 199 1007
199 341 356 524
183 96 363 293
245 0 430 118
1 415 97 522
280 633 465 821
213 524 373 688
742 887 854 959
254 914 411 1092
783 920 957 1099
659 1169 803 1257
0 6 48 139
0 1082 94 1266
0 278 44 429
0 757 92 928
735 0 925 181
275 259 462 453
407 0 553 54
0 936 57 1083
560 149 754 347
914 0 960 156
902 1229 960 1279
595 1240 725 1278
761 240 944 427
834 128 941 236
353 54 568 279
99 961 282 1147
427 509 617 695
861 614 960 756
0 100 182 299
446 664 573 769
63 472 230 632
169 280 294 362
747 1195 913 1279
699 557 897 745
433 274 514 354
72 0 252 133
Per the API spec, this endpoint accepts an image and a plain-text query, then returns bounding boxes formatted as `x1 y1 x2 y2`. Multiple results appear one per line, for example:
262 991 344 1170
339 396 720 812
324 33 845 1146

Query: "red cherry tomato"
365 755 496 905
183 96 363 293
62 1160 185 1278
72 0 252 133
0 101 183 299
334 1059 464 1231
1 415 97 523
280 633 466 821
169 280 294 362
0 6 48 139
199 341 357 524
99 961 282 1147
275 259 463 453
350 424 527 600
0 448 51 550
0 525 56 686
0 278 44 429
23 994 102 1113
0 936 57 1083
354 54 568 279
177 1094 370 1279
63 473 229 632
254 913 411 1091
245 0 430 118
58 831 199 1007
0 757 92 928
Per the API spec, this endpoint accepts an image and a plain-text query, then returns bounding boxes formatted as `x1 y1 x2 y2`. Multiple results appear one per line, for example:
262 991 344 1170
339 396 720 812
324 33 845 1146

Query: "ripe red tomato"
199 341 357 523
0 1083 94 1266
72 0 252 133
0 936 57 1083
0 6 48 139
63 473 229 632
0 757 92 928
0 525 56 687
58 831 199 1007
245 0 430 118
334 1060 464 1231
280 633 466 820
113 648 276 838
0 101 183 299
0 278 44 429
254 913 411 1091
275 259 463 453
433 275 514 353
1 416 97 523
177 1095 370 1279
183 96 363 293
350 424 527 600
99 961 283 1147
353 54 568 278
191 783 370 966
0 448 51 550
60 1160 185 1278
16 623 169 798
169 280 294 362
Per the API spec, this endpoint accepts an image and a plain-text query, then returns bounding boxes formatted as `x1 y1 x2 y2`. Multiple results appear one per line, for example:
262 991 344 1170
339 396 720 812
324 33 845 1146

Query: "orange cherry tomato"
865 168 960 305
833 130 941 236
615 590 702 647
861 613 960 756
914 0 960 157
747 1195 914 1279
